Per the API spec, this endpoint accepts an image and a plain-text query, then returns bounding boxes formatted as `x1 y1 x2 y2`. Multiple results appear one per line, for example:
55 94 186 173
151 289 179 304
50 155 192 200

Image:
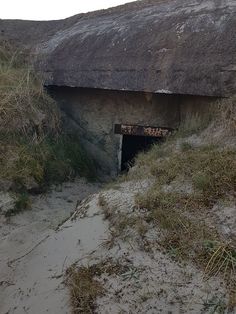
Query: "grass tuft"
66 265 104 314
66 259 129 314
204 243 236 281
4 192 31 217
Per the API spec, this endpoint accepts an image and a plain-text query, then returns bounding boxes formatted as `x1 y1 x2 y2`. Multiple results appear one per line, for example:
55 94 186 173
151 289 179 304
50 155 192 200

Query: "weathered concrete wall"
49 87 180 174
49 87 218 175
1 0 236 97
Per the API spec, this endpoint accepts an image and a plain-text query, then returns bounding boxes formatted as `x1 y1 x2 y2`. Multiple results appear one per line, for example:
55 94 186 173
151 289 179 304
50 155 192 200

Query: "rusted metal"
114 124 172 137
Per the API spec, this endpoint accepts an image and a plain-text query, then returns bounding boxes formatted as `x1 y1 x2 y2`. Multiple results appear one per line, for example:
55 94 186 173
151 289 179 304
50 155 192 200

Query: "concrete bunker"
48 86 218 176
1 0 235 175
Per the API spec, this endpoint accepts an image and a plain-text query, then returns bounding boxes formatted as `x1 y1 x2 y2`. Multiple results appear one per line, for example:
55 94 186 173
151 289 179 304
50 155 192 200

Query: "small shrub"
42 134 96 185
98 194 107 208
202 296 227 314
15 192 31 210
4 192 31 217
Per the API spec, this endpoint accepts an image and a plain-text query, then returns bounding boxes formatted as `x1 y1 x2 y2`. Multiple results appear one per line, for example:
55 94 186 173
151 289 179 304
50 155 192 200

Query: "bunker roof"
1 0 236 97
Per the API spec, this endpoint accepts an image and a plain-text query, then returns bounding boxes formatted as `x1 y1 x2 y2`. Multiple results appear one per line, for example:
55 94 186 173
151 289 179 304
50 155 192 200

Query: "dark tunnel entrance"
121 135 162 171
114 124 172 172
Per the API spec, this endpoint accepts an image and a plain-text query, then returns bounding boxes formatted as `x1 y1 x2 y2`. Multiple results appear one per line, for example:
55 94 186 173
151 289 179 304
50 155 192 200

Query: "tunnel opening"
121 135 163 171
114 124 172 172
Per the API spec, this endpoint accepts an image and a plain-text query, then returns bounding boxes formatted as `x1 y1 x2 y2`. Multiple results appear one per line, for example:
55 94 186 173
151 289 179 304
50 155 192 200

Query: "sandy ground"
0 179 233 314
0 179 102 314
92 181 230 314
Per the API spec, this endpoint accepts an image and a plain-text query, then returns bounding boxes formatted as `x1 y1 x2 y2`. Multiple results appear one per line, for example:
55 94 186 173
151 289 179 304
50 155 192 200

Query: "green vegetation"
4 192 31 217
0 42 96 195
1 133 96 191
14 192 31 211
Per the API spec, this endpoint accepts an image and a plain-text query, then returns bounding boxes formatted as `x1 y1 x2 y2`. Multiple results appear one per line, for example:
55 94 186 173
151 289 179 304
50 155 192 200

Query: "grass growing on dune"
0 133 96 191
134 143 236 308
0 41 60 136
0 42 96 195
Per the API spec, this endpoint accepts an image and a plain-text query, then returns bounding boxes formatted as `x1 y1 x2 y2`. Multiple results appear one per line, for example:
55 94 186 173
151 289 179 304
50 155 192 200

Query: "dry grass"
135 146 236 205
0 43 96 192
119 106 236 306
66 259 129 313
205 243 236 280
213 97 236 136
66 265 104 314
177 111 214 137
98 194 112 220
0 42 60 136
136 190 216 257
171 97 236 139
99 99 236 308
0 133 96 192
133 143 236 306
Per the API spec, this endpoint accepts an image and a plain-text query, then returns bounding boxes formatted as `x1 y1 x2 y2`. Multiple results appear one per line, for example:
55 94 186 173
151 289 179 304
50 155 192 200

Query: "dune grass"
0 41 60 136
111 106 236 307
133 143 236 307
1 133 96 192
0 42 96 196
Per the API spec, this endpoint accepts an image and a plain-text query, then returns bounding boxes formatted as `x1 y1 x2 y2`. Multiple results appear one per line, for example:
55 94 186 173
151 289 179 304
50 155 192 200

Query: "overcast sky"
1 0 136 20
